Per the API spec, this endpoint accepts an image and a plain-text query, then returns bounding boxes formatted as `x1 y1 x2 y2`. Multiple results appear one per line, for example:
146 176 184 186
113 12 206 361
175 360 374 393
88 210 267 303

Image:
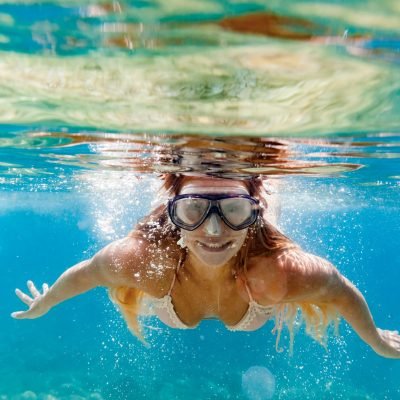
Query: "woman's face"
177 177 250 268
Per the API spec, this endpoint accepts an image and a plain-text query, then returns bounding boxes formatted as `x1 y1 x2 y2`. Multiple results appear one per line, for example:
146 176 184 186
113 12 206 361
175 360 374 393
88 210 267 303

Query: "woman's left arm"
281 251 400 359
246 250 399 358
332 275 400 359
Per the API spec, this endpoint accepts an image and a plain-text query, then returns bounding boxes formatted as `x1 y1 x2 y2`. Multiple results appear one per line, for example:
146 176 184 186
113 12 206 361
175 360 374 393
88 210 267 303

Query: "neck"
185 252 237 283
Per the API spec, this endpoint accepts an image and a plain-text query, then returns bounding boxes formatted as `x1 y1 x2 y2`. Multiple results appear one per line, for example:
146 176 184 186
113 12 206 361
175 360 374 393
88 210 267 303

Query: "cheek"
237 231 248 243
231 230 248 247
180 230 194 242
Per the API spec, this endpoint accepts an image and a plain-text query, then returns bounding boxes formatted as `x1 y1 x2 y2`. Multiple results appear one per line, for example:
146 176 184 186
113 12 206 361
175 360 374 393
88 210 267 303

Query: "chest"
169 272 250 327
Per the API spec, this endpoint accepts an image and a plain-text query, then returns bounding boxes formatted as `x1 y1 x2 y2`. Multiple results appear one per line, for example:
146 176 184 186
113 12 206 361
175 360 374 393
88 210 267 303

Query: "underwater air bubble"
241 366 276 400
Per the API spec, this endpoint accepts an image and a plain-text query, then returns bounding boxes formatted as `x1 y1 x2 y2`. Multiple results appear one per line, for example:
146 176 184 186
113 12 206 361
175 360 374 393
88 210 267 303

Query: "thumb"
11 311 28 319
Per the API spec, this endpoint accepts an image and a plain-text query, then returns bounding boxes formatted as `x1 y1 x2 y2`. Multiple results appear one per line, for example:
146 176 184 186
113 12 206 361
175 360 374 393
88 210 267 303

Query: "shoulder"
92 233 181 294
94 236 148 270
244 248 341 304
276 248 335 276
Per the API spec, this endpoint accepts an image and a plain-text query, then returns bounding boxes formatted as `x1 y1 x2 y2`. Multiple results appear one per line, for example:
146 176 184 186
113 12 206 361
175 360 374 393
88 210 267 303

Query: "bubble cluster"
242 366 276 400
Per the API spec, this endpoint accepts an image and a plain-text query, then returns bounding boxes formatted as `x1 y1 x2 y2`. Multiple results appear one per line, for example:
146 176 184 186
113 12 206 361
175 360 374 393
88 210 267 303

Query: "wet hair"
109 174 339 351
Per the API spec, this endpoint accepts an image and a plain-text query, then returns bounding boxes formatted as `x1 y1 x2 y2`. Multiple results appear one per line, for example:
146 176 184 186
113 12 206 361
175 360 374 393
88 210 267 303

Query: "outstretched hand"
11 280 51 319
375 328 400 359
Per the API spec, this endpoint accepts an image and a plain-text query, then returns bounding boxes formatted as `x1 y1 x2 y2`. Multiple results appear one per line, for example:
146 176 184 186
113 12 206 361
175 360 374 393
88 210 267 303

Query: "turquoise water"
0 1 400 399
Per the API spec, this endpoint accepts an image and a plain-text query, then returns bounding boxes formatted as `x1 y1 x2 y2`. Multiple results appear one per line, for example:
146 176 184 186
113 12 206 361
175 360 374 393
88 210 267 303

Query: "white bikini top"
149 255 275 331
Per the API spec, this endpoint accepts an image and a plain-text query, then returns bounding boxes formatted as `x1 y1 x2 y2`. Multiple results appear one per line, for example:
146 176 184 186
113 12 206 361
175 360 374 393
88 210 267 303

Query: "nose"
203 213 223 236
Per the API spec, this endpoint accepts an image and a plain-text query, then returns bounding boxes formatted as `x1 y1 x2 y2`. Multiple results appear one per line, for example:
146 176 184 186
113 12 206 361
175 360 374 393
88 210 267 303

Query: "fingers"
379 329 400 355
15 281 49 303
15 288 33 306
27 280 40 297
11 311 27 319
391 332 400 344
383 329 400 339
14 281 50 320
42 283 49 294
386 331 400 356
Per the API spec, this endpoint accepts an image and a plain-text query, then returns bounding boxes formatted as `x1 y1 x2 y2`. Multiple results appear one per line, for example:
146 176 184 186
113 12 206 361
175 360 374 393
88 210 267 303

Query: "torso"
126 232 287 328
165 264 251 327
146 250 282 327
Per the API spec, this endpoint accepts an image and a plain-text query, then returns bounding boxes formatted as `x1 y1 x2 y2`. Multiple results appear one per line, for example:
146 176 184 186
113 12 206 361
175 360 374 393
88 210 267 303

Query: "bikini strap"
244 280 255 302
167 251 185 296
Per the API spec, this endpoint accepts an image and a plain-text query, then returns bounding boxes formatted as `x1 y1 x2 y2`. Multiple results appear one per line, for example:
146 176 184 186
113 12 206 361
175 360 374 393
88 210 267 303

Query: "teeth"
199 241 230 249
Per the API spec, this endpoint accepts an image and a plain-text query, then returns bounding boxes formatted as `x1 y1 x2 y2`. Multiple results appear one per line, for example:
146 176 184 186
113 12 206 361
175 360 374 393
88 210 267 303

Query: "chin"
191 245 239 268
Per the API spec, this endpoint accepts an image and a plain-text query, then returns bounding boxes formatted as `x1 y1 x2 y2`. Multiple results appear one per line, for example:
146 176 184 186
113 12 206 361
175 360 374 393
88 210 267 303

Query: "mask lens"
174 197 209 227
219 197 254 226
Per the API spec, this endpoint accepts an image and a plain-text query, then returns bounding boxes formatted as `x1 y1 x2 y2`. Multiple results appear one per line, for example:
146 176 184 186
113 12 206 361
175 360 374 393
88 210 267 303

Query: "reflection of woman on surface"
12 174 400 358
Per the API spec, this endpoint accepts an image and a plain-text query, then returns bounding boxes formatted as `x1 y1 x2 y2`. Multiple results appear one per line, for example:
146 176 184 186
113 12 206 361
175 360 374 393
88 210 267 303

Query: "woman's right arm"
11 236 145 320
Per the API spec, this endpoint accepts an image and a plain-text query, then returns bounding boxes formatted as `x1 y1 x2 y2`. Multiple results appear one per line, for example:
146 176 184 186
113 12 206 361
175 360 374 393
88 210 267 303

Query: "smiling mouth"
196 241 234 252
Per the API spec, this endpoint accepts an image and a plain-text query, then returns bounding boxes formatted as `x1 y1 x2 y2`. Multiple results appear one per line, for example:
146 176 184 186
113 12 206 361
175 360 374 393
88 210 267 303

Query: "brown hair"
109 174 338 350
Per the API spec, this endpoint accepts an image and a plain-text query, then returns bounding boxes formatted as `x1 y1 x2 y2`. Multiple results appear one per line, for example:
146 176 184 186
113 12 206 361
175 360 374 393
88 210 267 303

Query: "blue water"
1 175 399 399
1 1 400 399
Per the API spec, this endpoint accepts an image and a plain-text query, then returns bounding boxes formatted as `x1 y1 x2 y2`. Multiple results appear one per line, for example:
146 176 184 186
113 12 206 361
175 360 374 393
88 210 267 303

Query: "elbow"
72 259 102 289
324 272 357 312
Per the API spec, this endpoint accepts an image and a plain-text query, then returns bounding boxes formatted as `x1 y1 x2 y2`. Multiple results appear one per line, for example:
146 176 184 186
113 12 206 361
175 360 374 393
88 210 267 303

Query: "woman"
11 174 400 358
